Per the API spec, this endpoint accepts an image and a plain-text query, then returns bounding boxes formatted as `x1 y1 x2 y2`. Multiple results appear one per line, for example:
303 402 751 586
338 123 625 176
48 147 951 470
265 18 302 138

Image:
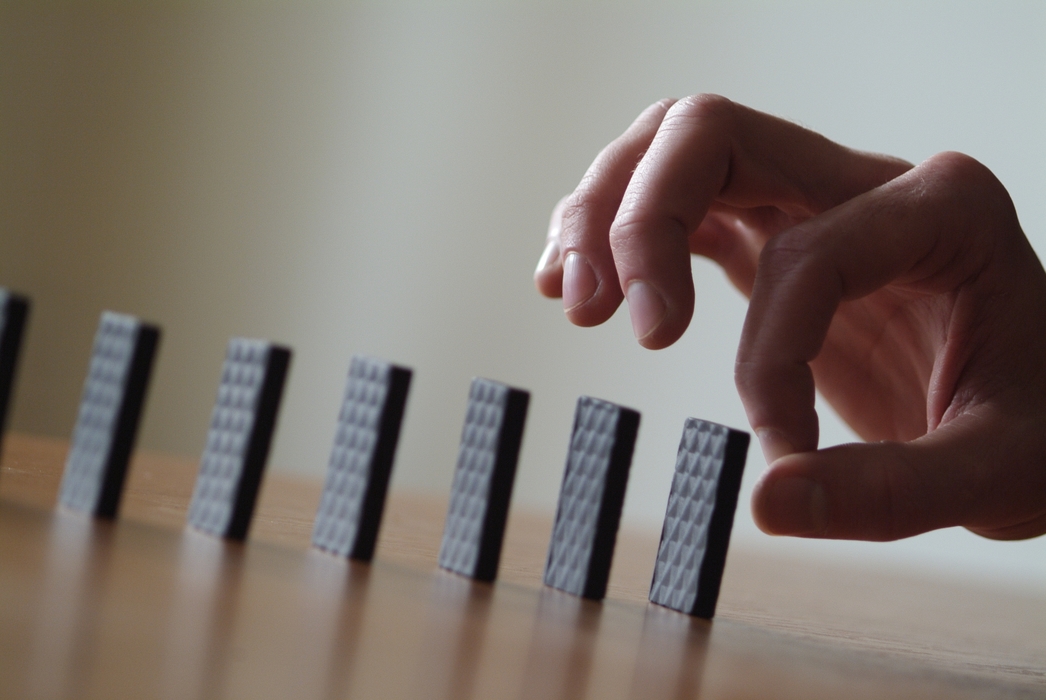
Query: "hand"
535 95 1046 541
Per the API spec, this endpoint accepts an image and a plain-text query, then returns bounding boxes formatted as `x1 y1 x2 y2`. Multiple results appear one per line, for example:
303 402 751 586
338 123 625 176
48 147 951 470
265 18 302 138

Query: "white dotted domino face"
544 397 635 598
648 417 748 619
436 378 529 582
59 313 140 514
187 339 271 537
649 420 729 613
312 357 396 558
543 399 619 595
438 379 510 577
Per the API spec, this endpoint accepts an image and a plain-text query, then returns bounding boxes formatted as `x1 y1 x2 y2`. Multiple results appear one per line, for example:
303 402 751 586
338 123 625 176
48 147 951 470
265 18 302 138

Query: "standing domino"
438 378 530 582
187 339 291 540
59 312 161 518
0 289 30 461
543 396 640 601
649 418 749 619
312 356 412 561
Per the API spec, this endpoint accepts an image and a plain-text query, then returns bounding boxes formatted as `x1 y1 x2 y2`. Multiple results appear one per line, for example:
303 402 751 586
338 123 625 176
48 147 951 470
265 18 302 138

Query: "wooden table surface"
1 433 1043 699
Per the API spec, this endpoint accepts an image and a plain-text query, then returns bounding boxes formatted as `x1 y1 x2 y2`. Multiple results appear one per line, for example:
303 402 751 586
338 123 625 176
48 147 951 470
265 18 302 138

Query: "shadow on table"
627 604 711 699
410 570 496 700
517 588 605 700
159 529 246 700
310 555 373 700
25 510 118 699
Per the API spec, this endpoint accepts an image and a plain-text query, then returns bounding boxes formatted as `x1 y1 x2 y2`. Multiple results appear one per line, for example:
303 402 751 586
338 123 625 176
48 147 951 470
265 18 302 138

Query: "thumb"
751 417 995 541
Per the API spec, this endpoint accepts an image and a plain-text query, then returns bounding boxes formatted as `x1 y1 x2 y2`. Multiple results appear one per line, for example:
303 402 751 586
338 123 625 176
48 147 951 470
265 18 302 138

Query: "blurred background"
1 1 1043 590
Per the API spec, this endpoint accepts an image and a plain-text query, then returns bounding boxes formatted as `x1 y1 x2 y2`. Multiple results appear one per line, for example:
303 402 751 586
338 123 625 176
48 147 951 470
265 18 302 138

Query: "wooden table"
1 433 1043 699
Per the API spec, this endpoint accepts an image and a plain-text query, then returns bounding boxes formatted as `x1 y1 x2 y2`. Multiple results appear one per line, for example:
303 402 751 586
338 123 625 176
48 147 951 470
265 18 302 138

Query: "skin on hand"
536 95 1046 542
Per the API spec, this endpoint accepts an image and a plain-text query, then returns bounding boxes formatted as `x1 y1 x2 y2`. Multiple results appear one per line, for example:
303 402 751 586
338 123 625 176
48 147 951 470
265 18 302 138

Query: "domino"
543 396 640 600
187 338 292 540
438 378 530 582
0 289 30 459
59 311 161 518
312 356 412 561
648 418 750 619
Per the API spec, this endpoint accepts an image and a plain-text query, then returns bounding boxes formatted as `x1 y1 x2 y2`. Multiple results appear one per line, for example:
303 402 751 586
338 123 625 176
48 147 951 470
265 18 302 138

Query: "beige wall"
2 1 1045 586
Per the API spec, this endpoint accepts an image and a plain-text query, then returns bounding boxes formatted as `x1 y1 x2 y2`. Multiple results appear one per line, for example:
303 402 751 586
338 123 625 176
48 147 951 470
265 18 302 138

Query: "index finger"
608 95 911 348
735 152 1005 460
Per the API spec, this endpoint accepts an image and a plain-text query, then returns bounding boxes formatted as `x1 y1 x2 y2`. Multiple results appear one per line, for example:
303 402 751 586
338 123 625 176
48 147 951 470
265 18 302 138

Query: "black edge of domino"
437 378 530 582
648 418 749 619
584 405 639 600
542 396 640 601
226 345 290 540
474 385 528 581
0 290 30 456
98 321 159 517
691 425 749 618
59 312 160 518
187 339 292 541
312 356 413 562
349 362 411 561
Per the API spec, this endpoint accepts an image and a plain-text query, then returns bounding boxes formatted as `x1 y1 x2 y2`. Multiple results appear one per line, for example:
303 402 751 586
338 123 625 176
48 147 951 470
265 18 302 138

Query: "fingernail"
756 427 796 464
625 280 667 341
563 252 597 311
759 475 829 536
535 239 560 275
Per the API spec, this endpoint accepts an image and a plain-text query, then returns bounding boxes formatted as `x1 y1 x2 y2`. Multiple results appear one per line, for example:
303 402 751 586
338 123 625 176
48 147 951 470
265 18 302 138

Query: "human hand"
535 95 1046 541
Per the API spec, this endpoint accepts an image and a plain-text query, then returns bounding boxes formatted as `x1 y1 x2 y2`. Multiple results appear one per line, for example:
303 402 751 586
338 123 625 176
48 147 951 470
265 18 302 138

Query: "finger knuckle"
644 97 678 118
925 151 992 188
608 207 691 267
878 448 925 540
607 215 642 253
915 152 1023 265
733 357 764 399
559 189 599 236
750 228 850 312
660 93 736 133
607 188 658 240
756 228 820 279
922 151 1015 217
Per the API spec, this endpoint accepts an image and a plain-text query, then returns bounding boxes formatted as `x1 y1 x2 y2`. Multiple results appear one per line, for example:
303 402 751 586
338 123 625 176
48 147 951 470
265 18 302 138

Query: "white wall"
2 1 1044 590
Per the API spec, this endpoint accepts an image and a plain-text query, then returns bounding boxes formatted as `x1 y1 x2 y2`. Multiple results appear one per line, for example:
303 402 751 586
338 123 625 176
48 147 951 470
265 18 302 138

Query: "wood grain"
1 433 1043 699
